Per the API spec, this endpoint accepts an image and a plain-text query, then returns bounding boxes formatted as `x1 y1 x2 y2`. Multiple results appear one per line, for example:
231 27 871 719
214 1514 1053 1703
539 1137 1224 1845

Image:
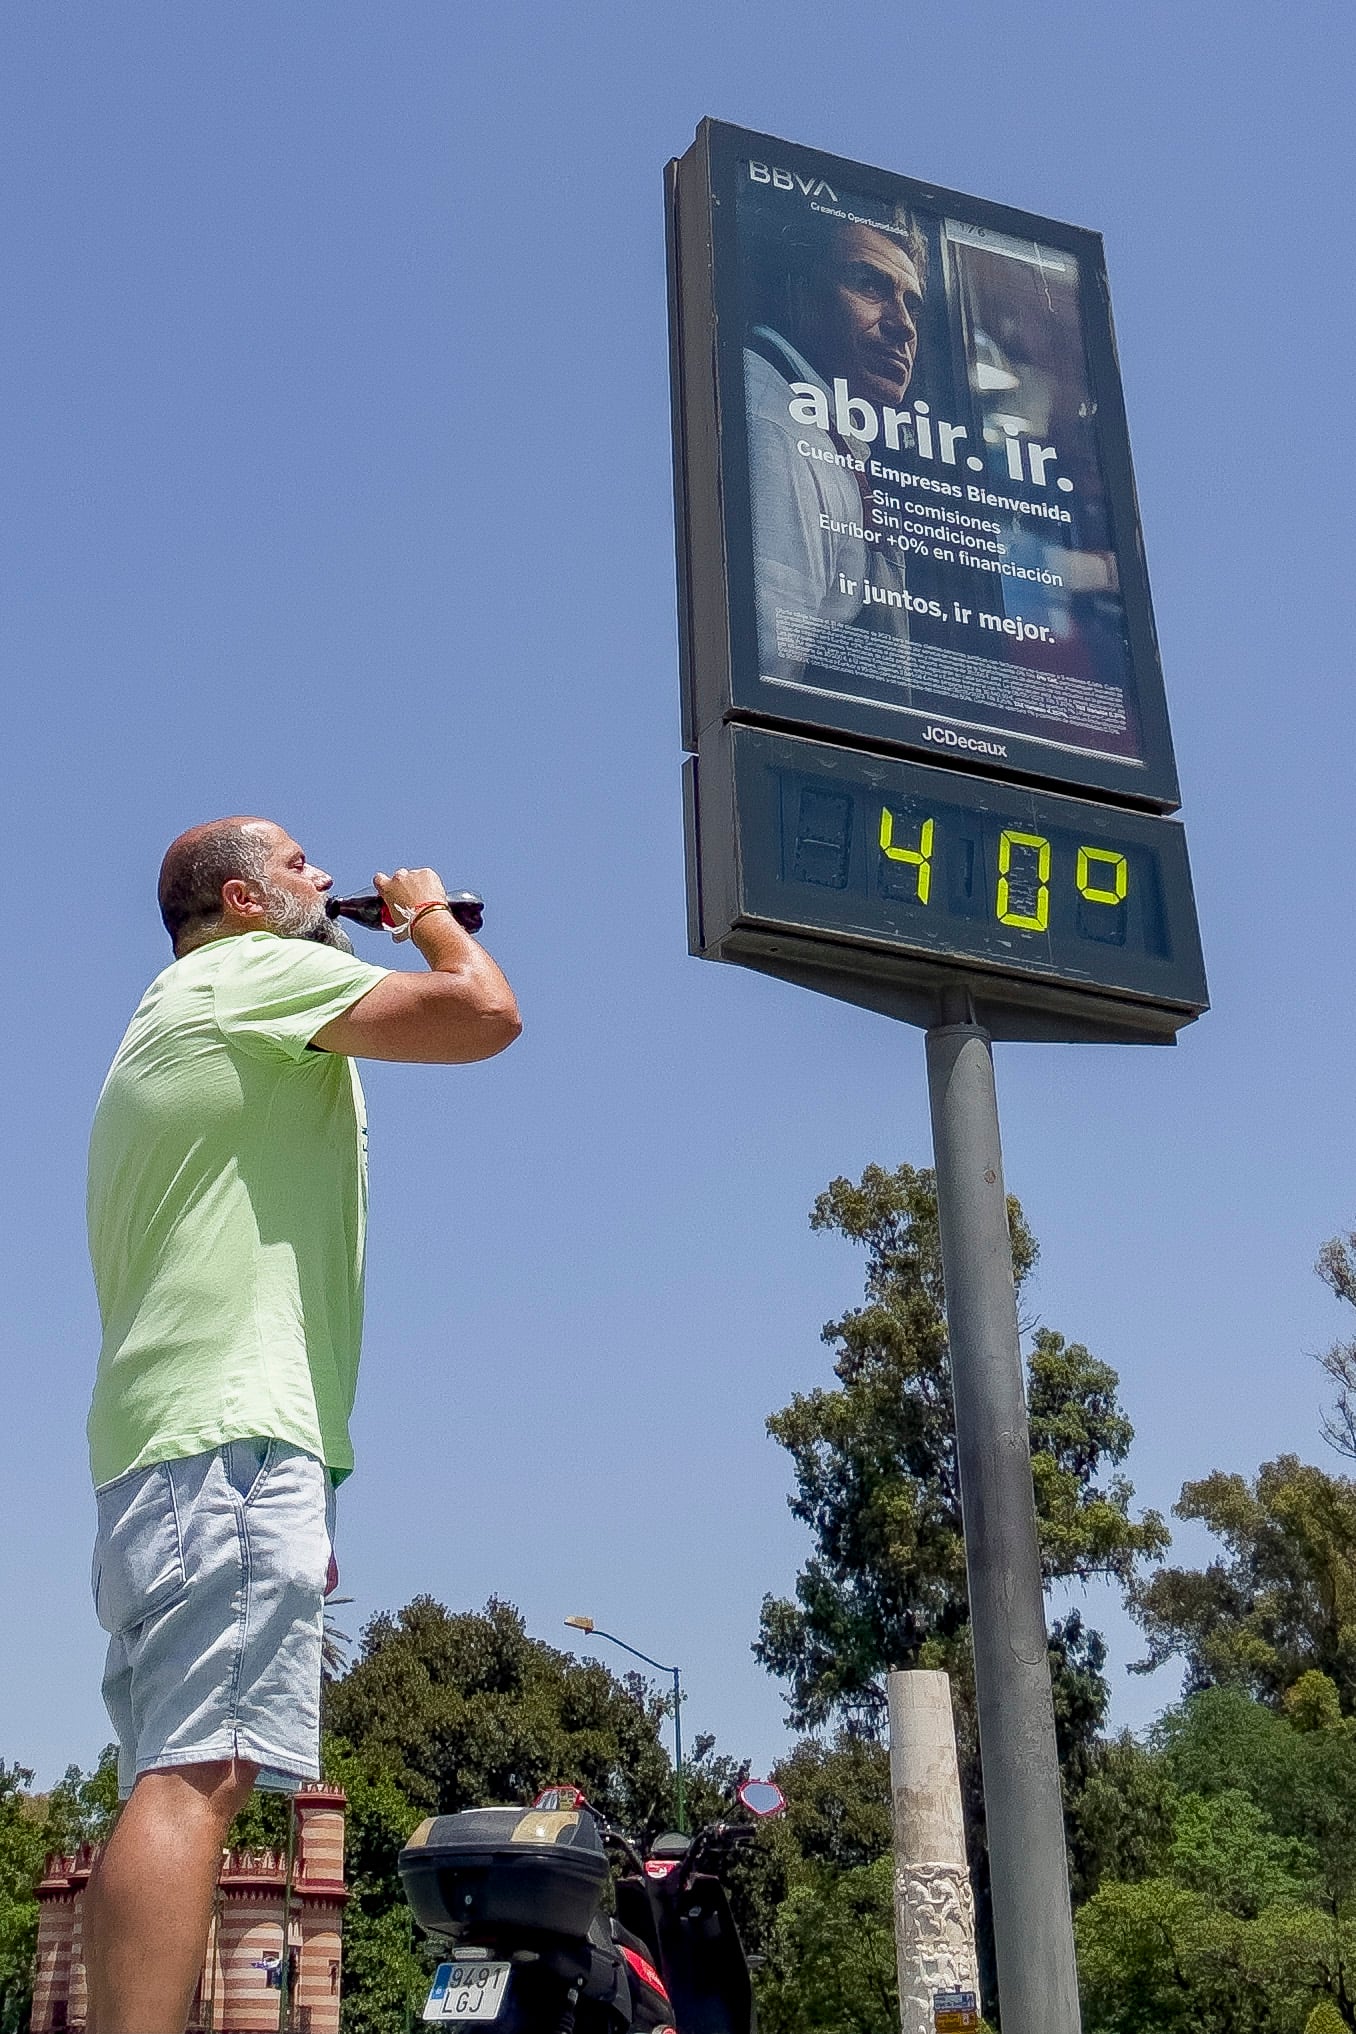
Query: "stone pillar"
888 1670 979 2033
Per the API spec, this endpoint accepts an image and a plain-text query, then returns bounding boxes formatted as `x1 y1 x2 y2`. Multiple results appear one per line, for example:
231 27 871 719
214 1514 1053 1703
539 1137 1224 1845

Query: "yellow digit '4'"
879 807 934 903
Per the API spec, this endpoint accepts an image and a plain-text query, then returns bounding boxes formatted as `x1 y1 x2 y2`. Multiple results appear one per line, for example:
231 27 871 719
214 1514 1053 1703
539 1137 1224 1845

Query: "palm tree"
322 1597 353 1681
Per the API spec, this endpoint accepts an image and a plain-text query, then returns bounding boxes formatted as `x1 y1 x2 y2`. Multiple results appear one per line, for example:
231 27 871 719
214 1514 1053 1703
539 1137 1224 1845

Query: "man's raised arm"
312 865 522 1064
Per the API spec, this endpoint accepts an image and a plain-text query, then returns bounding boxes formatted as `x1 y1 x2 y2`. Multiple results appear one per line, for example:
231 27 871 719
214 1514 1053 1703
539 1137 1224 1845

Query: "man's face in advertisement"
800 223 924 408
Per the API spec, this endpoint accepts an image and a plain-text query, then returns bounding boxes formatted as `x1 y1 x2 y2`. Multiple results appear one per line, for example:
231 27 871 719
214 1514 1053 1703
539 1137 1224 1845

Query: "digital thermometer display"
687 725 1207 1038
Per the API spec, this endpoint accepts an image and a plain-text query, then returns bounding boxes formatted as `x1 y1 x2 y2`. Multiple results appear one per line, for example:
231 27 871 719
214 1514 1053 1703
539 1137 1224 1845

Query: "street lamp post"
565 1617 685 1833
277 1795 296 2034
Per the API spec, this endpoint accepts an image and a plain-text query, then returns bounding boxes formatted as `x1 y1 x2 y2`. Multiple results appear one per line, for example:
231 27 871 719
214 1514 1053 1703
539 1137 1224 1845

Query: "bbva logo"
748 161 839 203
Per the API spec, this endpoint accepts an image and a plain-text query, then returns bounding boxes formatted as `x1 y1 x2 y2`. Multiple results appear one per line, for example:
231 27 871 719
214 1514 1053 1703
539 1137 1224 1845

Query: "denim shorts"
92 1438 336 1799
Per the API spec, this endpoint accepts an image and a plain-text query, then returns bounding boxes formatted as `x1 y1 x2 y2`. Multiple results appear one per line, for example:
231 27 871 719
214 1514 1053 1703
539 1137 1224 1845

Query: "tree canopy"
321 1595 688 2032
0 1749 120 2034
0 1764 47 2034
757 1856 899 2034
1076 1685 1356 2032
751 1161 1167 2018
1129 1457 1356 1712
755 1163 1166 1731
324 1594 676 1831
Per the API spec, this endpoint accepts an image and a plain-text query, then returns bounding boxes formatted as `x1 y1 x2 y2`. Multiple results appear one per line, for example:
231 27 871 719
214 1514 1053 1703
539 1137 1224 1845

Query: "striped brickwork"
31 1783 347 2033
30 1864 87 2032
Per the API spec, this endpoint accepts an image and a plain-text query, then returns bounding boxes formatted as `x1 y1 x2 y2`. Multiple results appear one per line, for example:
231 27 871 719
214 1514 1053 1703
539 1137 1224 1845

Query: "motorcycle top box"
399 1806 611 1947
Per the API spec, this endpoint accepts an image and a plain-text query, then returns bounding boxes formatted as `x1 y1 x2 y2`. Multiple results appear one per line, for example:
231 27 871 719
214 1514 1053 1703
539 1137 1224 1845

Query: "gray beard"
304 915 355 956
263 886 356 956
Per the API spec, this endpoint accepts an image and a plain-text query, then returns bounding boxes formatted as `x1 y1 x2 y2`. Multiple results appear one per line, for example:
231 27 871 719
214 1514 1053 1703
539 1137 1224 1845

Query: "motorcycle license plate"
423 1961 512 2022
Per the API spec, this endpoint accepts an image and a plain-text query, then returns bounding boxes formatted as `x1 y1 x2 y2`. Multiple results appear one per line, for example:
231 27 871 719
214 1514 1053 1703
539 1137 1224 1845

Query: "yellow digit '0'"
879 807 934 904
996 830 1051 931
1077 845 1129 905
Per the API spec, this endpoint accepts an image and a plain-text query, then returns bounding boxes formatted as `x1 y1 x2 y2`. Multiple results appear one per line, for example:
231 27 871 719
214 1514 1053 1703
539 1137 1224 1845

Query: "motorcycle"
398 1776 786 2032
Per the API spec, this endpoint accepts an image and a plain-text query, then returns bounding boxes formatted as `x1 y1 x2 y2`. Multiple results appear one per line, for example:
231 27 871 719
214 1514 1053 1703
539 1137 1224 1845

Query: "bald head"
157 817 336 955
157 818 272 950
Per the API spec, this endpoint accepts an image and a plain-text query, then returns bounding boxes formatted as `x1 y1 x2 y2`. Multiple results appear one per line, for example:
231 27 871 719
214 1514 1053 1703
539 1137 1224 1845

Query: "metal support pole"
278 1794 296 2034
405 1904 415 2034
672 1667 686 1834
925 1020 1082 2034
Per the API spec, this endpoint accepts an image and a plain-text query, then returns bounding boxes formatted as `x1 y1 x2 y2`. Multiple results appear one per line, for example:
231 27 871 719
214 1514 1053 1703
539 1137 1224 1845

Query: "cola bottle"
326 891 484 935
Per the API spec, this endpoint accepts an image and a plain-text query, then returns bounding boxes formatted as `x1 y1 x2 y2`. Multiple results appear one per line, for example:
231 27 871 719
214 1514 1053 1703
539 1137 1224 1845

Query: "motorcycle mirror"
736 1779 786 1819
648 1831 692 1861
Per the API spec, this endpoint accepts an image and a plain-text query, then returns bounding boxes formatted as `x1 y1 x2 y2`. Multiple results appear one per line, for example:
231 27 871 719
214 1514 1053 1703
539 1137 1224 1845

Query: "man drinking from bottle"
82 816 521 2034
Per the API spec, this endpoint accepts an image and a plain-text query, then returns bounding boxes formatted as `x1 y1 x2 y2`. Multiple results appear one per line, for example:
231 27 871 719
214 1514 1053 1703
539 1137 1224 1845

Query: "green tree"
1157 1686 1356 1926
0 1749 126 2034
1167 1789 1315 1917
756 1164 1167 1731
756 1855 899 2034
338 1902 428 2034
1314 1229 1356 1465
322 1596 686 2031
664 1732 798 1964
1129 1458 1356 1711
41 1745 120 1854
692 1730 901 1987
0 1763 49 2034
754 1164 1165 2016
324 1596 676 1830
771 1732 891 1874
1076 1688 1356 2029
225 1786 292 1854
1076 1876 1332 2034
319 1736 429 2034
1068 1729 1177 1905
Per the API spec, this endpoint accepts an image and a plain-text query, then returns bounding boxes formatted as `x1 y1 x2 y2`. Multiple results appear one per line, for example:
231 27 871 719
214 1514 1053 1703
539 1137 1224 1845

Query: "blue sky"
3 0 1354 1789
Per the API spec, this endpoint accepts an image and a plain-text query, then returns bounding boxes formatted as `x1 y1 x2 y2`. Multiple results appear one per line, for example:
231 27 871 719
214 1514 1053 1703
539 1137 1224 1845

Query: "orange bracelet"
408 900 453 931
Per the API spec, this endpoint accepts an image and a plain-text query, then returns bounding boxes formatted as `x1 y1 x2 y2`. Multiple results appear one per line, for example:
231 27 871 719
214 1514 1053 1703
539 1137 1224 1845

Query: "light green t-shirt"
86 931 392 1488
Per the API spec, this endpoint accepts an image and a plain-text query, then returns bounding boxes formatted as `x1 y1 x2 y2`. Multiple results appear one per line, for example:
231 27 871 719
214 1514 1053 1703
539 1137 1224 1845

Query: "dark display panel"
688 725 1206 1037
669 120 1181 811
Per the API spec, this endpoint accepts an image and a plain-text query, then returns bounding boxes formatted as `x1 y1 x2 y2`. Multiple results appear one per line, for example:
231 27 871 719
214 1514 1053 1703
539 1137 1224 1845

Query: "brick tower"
31 1782 348 2034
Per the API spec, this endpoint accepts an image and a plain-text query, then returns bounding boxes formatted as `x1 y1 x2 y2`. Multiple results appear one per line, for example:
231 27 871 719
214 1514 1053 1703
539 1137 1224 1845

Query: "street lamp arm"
564 1617 687 1833
587 1628 677 1677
